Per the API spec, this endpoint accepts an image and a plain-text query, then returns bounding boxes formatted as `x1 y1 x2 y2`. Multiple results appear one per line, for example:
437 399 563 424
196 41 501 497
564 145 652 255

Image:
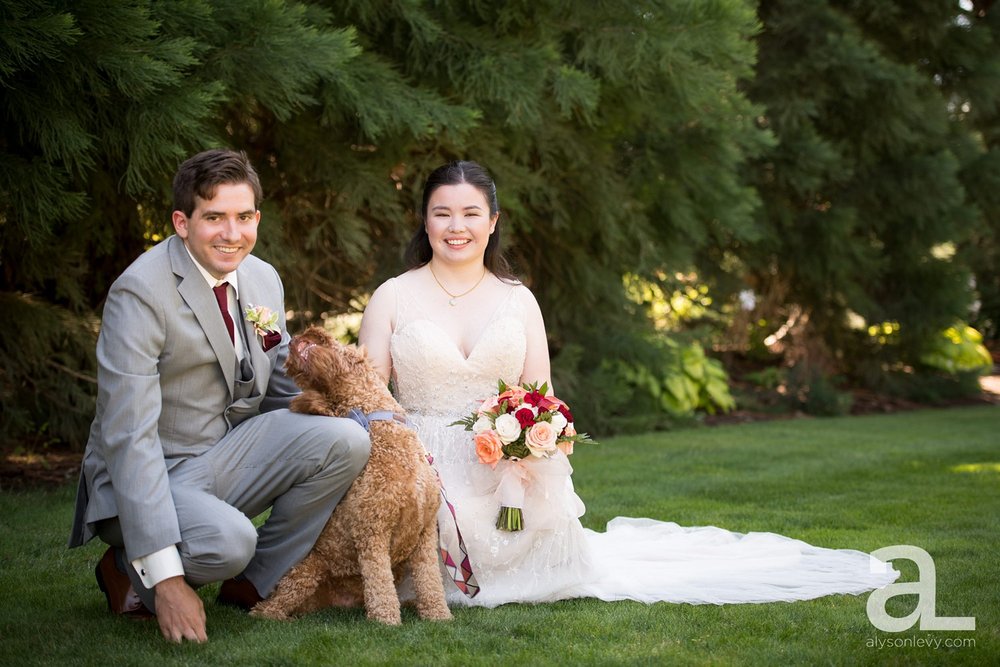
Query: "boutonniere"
244 304 280 343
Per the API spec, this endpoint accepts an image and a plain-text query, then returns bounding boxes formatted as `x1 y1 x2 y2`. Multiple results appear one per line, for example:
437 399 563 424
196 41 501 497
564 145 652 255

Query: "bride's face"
425 183 498 265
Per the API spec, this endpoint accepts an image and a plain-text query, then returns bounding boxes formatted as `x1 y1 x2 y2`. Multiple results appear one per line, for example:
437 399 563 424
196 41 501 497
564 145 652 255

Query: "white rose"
472 415 493 434
549 412 568 433
494 413 523 444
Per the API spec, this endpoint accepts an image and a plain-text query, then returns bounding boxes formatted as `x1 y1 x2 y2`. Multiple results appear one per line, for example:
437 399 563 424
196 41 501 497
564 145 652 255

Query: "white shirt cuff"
132 546 184 589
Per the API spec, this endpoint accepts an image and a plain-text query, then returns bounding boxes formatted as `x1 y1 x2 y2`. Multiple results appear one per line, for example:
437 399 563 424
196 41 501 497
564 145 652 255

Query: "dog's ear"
343 345 369 372
323 345 364 380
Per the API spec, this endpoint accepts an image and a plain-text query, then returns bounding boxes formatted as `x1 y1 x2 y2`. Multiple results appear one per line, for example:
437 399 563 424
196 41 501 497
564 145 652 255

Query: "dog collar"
347 408 415 431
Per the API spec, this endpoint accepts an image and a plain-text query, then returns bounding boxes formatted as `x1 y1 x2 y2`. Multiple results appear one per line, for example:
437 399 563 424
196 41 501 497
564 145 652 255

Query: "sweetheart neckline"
390 279 523 362
391 316 524 363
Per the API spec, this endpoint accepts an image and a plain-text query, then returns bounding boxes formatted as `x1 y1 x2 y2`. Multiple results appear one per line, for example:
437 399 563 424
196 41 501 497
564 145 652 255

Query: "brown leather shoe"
218 575 263 612
95 547 154 619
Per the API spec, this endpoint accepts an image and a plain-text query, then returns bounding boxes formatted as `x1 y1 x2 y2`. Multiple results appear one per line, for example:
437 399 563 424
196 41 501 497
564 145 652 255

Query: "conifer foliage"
2 0 763 444
0 0 465 446
2 1 996 447
741 0 1000 378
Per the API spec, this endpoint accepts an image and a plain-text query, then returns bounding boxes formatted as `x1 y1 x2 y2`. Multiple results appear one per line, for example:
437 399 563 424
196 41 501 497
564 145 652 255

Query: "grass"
1 405 998 666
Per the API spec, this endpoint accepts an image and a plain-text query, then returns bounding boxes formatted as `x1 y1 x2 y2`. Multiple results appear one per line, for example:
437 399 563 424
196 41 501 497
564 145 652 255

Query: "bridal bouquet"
452 380 595 531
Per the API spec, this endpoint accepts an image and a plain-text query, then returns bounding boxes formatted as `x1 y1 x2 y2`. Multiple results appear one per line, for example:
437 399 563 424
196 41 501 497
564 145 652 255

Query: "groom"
68 149 370 643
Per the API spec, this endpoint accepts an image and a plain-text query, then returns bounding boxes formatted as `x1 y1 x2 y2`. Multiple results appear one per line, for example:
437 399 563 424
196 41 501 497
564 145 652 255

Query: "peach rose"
557 439 574 457
498 386 528 406
475 430 504 467
564 423 577 437
525 421 558 458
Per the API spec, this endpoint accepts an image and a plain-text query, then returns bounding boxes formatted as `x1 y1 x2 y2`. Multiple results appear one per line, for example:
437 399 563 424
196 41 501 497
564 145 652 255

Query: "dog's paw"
366 607 402 626
249 602 289 621
419 605 453 622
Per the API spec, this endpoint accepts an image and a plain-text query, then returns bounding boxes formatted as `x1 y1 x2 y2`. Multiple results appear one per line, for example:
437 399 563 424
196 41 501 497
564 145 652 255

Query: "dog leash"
345 408 480 599
425 453 480 598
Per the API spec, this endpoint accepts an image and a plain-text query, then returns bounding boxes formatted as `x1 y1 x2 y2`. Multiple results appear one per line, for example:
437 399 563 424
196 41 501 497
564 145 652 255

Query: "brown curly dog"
250 326 451 625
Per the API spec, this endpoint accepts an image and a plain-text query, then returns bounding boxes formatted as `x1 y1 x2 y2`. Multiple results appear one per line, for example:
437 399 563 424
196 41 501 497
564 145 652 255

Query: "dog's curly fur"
250 326 451 625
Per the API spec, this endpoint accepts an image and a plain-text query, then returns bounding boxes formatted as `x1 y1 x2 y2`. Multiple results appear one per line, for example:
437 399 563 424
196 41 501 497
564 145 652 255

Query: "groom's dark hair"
405 160 516 281
173 149 263 216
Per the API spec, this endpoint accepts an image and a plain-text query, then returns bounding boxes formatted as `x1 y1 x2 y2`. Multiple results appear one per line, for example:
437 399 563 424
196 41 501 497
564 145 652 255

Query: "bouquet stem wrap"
494 459 531 531
493 455 574 531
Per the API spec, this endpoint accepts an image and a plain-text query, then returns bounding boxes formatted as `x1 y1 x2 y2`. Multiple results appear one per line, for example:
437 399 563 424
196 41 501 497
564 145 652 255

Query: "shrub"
786 364 853 417
615 340 736 418
919 324 993 375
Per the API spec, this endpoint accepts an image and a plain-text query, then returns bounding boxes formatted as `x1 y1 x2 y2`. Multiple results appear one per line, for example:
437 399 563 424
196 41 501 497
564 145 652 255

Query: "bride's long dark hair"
403 160 516 281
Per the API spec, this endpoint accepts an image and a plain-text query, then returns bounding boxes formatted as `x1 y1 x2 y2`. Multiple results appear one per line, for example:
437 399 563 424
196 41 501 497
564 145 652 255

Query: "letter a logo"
867 545 975 632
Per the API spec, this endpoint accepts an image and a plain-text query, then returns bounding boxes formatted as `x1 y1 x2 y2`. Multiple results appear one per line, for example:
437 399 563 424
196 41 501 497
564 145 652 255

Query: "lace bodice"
389 280 527 417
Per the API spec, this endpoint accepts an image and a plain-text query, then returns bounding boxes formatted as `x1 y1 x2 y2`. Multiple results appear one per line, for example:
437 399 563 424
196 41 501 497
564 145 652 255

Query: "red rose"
524 390 545 407
558 403 573 423
514 407 536 429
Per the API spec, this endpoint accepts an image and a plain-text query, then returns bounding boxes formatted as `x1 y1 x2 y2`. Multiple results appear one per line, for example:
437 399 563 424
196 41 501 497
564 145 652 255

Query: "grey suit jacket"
68 235 300 559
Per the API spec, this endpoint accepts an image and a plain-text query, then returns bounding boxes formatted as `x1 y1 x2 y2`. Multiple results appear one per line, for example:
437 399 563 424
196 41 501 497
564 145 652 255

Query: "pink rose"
557 439 574 457
478 395 501 415
525 421 558 458
475 430 504 467
535 394 563 412
564 423 577 437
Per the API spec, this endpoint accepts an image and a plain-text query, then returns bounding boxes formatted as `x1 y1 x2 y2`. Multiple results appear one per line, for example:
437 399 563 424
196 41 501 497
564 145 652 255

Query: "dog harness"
346 408 415 431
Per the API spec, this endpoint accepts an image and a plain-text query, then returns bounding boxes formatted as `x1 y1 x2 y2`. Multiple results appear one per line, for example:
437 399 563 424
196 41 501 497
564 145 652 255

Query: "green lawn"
2 406 997 666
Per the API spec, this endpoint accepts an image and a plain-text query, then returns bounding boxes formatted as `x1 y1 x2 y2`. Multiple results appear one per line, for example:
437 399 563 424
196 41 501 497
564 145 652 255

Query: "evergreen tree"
0 0 467 447
741 0 982 381
306 0 766 431
948 2 1000 345
2 0 766 442
8 0 995 445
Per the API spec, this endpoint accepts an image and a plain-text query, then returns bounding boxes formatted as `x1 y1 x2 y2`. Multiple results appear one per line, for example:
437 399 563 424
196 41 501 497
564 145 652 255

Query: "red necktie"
212 282 235 344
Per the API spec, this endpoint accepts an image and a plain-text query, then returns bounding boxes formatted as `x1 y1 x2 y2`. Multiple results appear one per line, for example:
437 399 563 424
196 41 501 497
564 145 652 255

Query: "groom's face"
172 182 260 279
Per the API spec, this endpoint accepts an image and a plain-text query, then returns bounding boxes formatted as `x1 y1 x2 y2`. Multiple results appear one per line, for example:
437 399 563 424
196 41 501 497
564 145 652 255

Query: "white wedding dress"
388 280 898 607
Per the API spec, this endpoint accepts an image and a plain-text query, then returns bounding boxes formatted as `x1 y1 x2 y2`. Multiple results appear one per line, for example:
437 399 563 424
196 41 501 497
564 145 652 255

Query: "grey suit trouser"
98 409 370 611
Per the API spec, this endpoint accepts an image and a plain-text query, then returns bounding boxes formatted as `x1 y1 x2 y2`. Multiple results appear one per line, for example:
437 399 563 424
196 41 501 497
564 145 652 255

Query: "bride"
358 160 897 607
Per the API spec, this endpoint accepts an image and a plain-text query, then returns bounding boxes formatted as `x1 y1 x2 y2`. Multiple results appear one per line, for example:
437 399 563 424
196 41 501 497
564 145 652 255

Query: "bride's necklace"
428 263 487 306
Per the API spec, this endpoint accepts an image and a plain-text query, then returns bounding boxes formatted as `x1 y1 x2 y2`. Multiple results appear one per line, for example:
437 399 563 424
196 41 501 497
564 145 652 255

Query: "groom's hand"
154 576 207 643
